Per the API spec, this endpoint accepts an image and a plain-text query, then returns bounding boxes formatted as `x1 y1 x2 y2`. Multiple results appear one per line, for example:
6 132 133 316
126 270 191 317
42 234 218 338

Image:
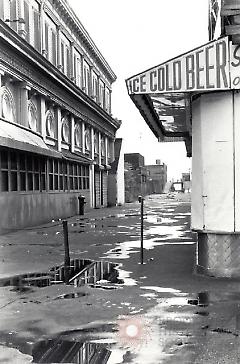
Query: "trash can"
78 195 86 215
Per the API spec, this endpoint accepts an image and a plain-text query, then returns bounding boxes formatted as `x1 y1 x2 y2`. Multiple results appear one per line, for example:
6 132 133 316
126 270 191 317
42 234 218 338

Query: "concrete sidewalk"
0 193 239 363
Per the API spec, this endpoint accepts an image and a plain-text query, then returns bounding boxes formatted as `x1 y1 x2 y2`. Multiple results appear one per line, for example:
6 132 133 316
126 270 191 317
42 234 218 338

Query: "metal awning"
61 150 93 164
0 119 95 164
126 36 240 157
0 119 61 158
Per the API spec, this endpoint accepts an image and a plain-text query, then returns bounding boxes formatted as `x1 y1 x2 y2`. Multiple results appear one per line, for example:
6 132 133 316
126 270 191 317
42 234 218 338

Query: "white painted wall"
191 96 204 229
192 92 235 232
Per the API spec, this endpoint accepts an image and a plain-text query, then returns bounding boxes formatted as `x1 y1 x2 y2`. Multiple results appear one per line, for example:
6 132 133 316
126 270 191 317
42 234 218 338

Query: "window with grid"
60 34 71 76
19 153 26 191
99 81 105 107
0 150 46 193
48 159 54 191
45 15 57 65
40 158 46 191
10 152 18 191
75 54 82 87
54 160 59 190
69 163 74 190
29 0 40 50
27 155 33 191
0 150 9 192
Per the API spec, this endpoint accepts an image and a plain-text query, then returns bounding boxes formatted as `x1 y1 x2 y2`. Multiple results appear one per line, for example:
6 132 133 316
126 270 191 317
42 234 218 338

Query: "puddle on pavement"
14 317 188 364
32 340 112 363
54 292 89 300
0 259 124 292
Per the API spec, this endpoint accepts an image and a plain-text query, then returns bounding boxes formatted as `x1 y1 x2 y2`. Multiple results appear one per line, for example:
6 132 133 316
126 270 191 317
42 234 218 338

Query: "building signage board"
126 37 240 95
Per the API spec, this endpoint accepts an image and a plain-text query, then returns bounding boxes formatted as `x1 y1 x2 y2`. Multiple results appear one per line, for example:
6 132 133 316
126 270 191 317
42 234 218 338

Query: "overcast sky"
68 0 209 180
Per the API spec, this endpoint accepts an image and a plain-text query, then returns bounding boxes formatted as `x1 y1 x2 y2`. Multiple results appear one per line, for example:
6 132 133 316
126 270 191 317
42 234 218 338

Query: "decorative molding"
28 100 38 131
46 109 55 138
1 85 16 122
0 25 119 136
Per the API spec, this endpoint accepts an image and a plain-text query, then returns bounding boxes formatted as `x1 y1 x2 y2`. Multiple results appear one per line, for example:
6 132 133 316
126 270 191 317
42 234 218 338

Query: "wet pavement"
0 193 240 363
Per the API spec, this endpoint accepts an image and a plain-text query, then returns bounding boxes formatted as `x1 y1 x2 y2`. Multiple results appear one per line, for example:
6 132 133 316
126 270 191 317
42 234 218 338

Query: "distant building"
108 138 125 206
146 160 167 194
124 153 147 202
182 172 191 192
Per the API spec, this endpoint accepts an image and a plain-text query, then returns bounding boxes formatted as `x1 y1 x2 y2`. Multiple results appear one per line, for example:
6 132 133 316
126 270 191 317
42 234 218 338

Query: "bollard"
62 220 70 284
138 195 144 264
78 195 86 215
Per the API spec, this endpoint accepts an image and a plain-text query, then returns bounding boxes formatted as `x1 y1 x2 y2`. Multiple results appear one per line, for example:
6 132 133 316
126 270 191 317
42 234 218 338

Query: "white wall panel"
191 97 204 230
201 92 234 231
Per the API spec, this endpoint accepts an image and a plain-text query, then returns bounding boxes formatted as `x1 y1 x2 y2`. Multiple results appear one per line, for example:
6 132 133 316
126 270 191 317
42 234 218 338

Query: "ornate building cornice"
49 0 117 84
0 21 121 134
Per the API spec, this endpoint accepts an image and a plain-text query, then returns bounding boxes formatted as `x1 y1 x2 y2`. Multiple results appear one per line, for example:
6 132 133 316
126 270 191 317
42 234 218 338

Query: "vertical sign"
209 0 222 40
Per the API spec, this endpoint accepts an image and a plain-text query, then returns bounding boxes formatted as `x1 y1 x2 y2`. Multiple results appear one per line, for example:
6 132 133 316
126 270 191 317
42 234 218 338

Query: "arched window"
101 137 105 157
28 101 37 131
74 123 82 148
85 128 91 152
94 131 99 155
46 109 55 138
1 86 15 122
61 116 70 143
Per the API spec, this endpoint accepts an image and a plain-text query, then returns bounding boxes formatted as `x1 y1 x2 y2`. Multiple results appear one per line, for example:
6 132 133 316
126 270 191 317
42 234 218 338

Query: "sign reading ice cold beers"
127 37 240 94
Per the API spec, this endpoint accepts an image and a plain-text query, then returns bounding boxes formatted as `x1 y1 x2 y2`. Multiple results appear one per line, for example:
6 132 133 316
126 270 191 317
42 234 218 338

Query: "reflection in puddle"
0 259 124 291
33 340 111 363
29 314 181 364
54 292 89 300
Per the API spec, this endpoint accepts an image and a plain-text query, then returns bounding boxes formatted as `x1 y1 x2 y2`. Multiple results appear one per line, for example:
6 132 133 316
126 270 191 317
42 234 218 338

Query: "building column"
0 70 5 118
90 127 95 208
105 136 108 165
56 107 62 152
82 121 85 154
109 89 112 115
98 131 102 165
89 164 95 208
191 91 240 278
70 115 75 153
90 127 94 160
19 82 31 127
40 96 46 141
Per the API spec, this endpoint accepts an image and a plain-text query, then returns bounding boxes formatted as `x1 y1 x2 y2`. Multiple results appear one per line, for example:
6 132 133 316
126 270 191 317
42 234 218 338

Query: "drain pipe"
138 196 144 264
62 220 70 284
